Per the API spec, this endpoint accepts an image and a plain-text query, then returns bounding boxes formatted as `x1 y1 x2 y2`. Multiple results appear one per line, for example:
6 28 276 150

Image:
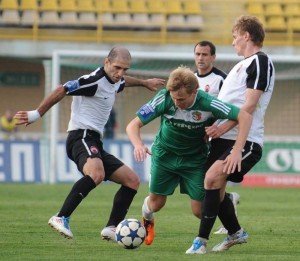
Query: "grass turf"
0 183 299 260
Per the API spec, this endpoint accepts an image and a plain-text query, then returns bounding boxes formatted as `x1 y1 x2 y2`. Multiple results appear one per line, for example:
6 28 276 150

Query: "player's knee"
128 174 140 190
150 199 165 212
205 166 223 189
122 172 140 190
204 175 219 189
191 201 202 219
85 170 104 185
192 209 202 219
83 158 105 185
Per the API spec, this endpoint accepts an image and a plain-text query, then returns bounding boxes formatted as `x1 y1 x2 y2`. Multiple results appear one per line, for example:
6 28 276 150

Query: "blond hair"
166 66 198 94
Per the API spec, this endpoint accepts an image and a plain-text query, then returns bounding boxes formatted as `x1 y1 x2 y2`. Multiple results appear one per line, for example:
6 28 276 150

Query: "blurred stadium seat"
20 0 38 26
96 0 114 26
288 17 300 32
266 16 287 31
59 0 78 26
183 0 203 30
246 2 264 15
39 0 60 26
129 0 150 27
0 0 20 25
77 0 97 27
265 3 283 16
147 0 165 29
166 0 185 29
111 0 131 27
183 0 202 15
284 3 300 16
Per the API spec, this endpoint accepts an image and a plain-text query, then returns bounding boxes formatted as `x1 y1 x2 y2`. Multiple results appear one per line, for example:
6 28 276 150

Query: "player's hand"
222 148 242 174
133 144 152 162
14 110 41 126
144 78 165 91
14 111 30 126
205 125 223 139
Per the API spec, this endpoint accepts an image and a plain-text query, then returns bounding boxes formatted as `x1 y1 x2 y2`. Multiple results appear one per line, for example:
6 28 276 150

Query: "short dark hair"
194 41 216 55
107 46 131 62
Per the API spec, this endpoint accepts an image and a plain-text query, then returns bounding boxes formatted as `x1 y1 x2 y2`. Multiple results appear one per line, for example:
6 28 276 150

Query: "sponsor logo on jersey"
90 146 99 154
192 111 202 121
139 104 155 120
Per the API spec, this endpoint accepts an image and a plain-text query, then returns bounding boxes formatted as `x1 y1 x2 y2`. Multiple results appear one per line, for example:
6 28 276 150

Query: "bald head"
104 46 131 83
107 46 131 63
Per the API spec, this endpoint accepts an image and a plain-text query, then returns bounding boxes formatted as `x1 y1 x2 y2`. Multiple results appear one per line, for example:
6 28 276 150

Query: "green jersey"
137 88 240 156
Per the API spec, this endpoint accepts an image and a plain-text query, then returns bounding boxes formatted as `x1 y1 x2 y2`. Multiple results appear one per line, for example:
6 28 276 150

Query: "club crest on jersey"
205 85 210 92
192 111 202 121
90 146 99 154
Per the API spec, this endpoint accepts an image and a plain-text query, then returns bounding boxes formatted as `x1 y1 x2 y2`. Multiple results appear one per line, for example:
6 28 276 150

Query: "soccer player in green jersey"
126 66 252 245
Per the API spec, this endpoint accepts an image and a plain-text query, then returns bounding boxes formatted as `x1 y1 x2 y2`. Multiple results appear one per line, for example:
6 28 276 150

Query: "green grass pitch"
0 183 299 260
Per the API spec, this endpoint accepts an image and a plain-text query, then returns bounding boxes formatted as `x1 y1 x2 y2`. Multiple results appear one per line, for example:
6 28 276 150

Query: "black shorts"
205 138 262 183
66 129 124 180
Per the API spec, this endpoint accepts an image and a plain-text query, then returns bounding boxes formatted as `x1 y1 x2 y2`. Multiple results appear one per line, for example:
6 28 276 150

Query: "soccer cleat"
143 218 155 245
101 226 116 242
213 226 228 235
212 228 248 252
48 215 73 239
185 237 207 254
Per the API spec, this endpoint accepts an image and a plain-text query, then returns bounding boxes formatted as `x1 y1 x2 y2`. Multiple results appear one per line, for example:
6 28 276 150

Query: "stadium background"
0 0 299 187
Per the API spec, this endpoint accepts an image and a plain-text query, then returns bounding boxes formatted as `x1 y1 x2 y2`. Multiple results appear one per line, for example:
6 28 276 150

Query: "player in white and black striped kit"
14 46 165 240
186 16 275 254
194 40 241 235
194 41 226 97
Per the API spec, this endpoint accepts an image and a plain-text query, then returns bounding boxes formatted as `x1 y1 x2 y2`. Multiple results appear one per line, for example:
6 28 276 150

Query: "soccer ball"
115 218 146 249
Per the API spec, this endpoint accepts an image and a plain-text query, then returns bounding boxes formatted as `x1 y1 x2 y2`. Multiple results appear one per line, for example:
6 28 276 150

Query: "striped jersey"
195 67 227 97
217 51 275 146
63 67 125 137
137 88 240 156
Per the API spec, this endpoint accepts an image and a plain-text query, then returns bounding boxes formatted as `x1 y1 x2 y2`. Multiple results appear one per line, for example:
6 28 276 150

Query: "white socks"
142 196 154 220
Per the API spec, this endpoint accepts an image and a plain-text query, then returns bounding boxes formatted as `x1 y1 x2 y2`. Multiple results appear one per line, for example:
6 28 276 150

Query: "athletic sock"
106 186 137 227
218 193 241 235
199 189 220 240
142 196 154 220
58 175 96 217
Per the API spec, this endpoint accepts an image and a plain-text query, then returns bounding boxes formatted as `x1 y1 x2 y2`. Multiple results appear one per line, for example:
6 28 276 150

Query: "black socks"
199 189 220 240
57 177 137 228
106 185 137 227
218 193 241 235
58 175 96 217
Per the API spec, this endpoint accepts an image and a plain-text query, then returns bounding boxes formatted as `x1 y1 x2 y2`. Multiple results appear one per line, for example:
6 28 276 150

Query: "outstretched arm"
14 85 67 126
124 75 165 91
126 117 151 162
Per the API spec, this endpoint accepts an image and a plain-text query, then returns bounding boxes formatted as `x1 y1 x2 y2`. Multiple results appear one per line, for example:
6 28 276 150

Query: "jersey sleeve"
136 89 167 125
201 92 240 121
64 68 101 96
246 53 274 92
